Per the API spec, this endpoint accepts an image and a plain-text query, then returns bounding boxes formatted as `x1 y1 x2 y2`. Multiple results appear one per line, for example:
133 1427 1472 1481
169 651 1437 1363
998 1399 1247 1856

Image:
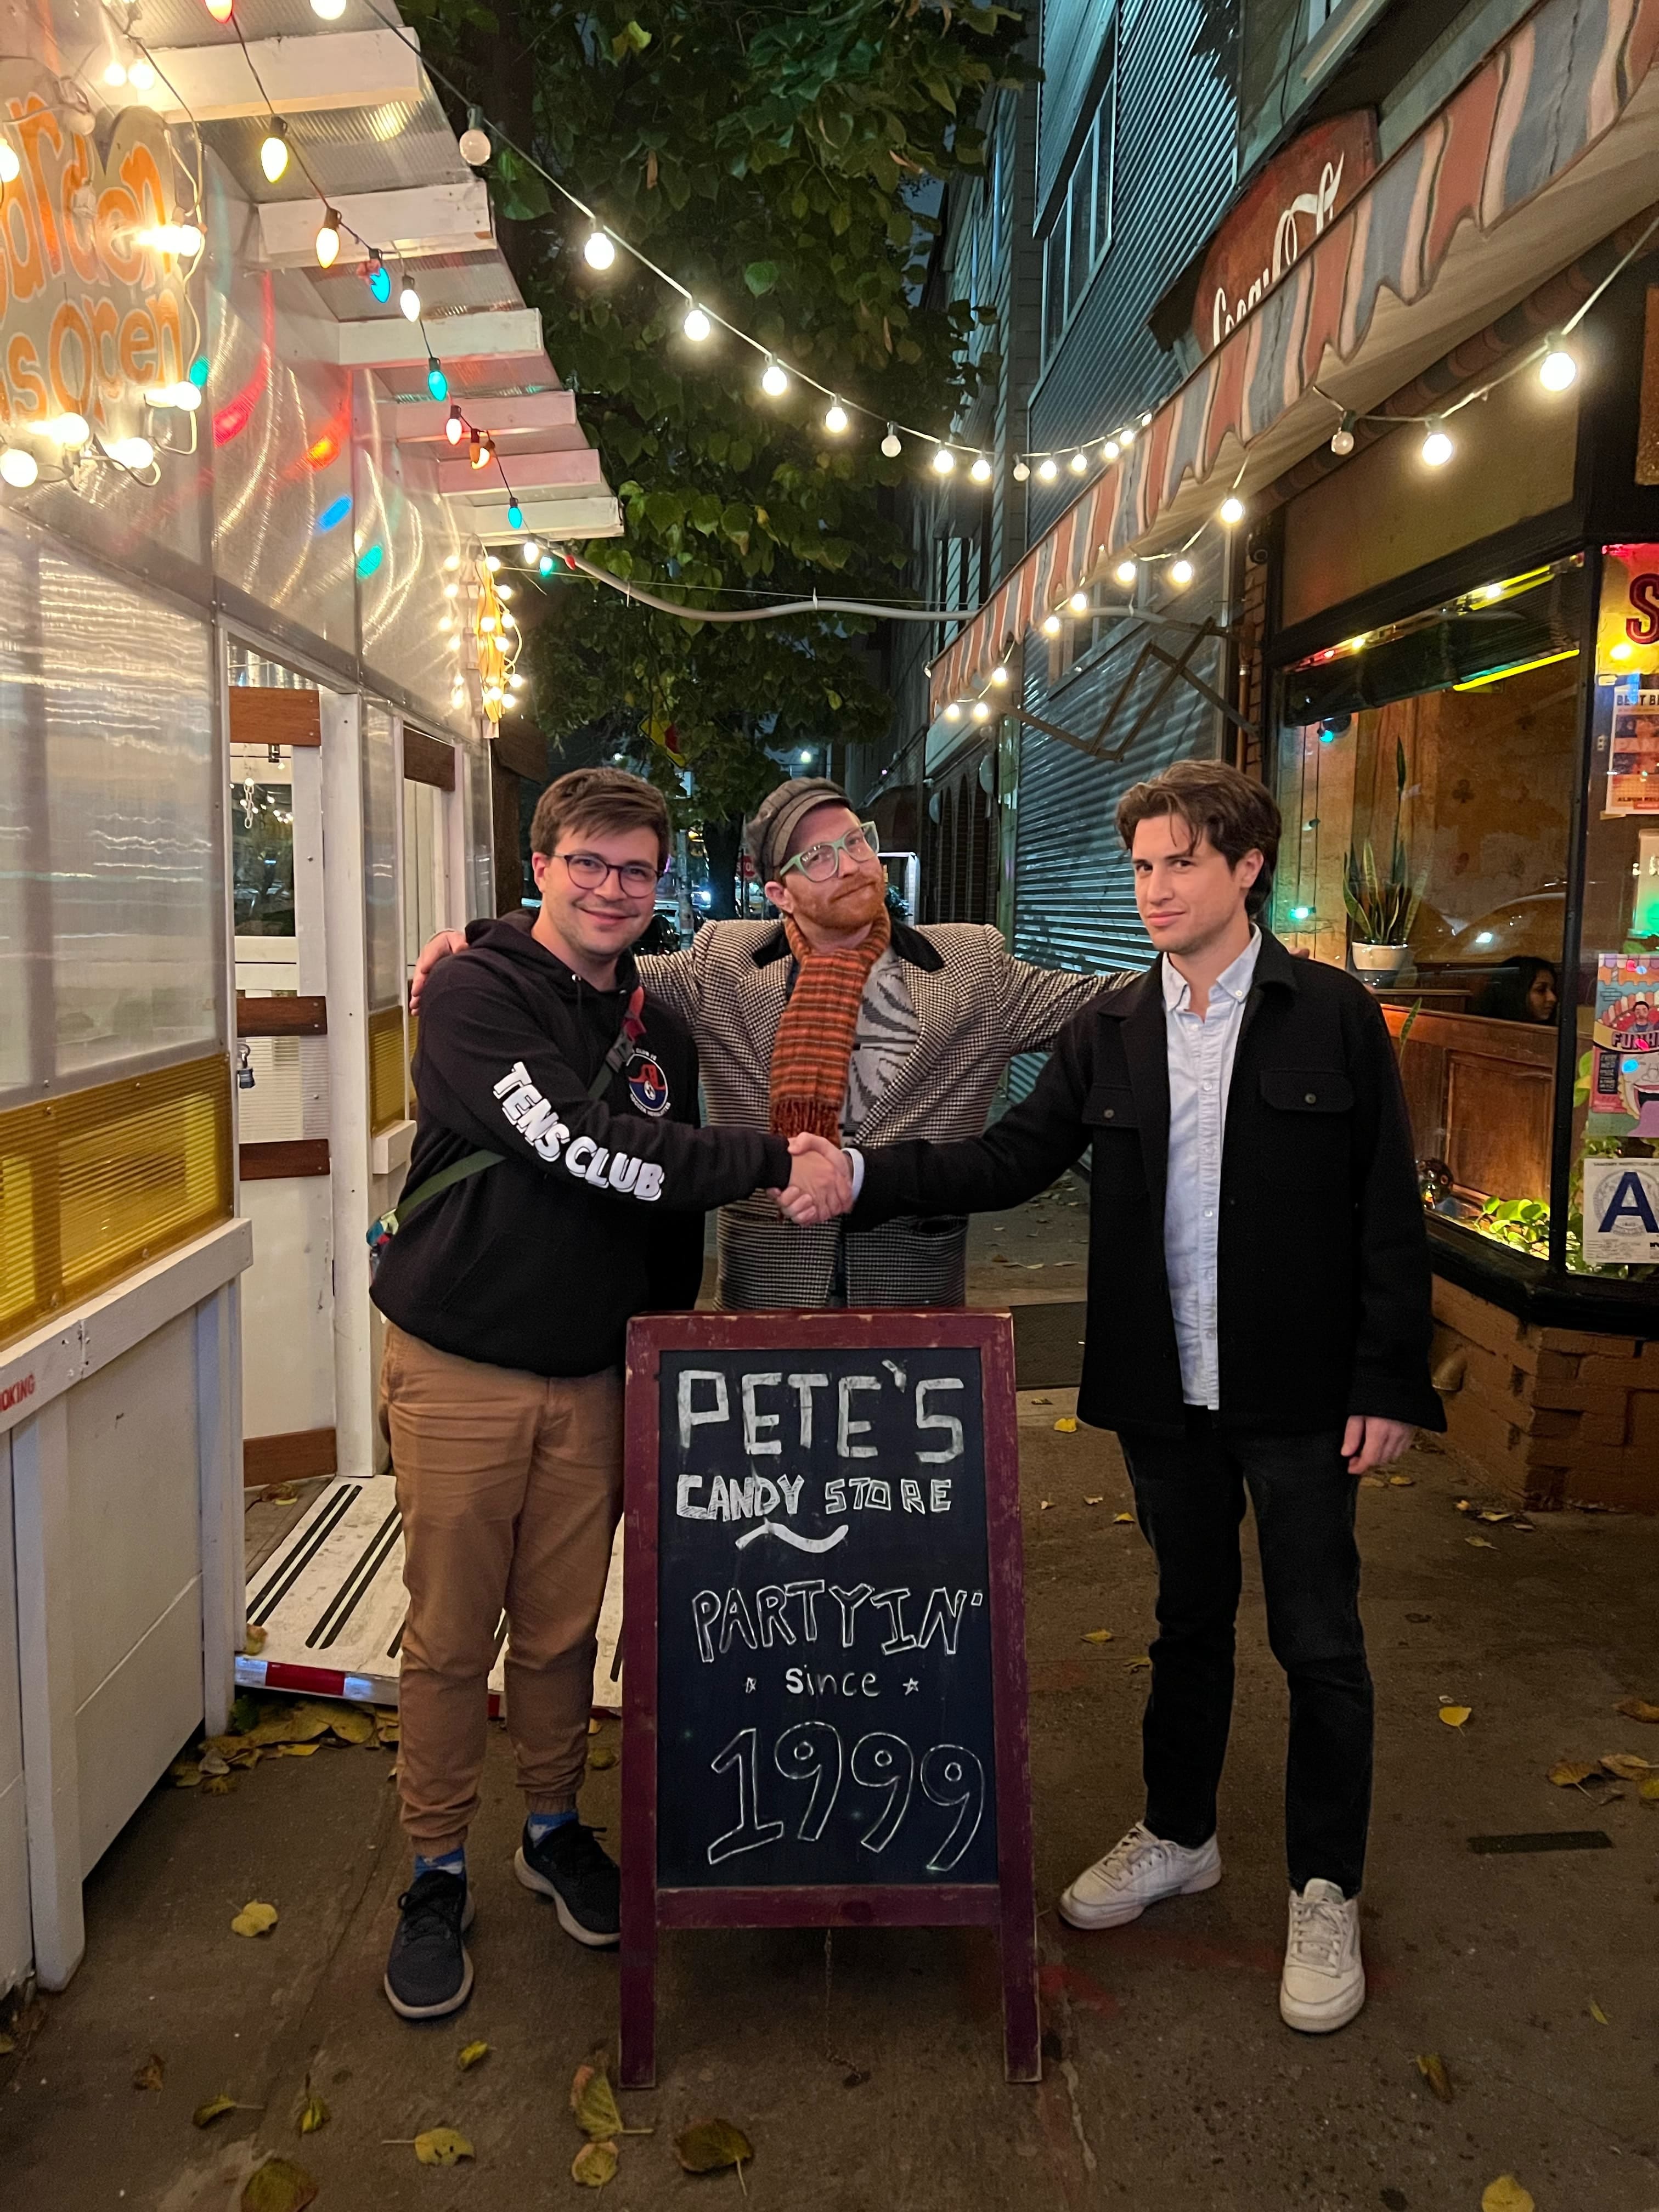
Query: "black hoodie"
370 916 792 1376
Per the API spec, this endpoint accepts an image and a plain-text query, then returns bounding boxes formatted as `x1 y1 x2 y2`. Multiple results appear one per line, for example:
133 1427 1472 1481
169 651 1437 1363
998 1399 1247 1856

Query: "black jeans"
1118 1411 1374 1898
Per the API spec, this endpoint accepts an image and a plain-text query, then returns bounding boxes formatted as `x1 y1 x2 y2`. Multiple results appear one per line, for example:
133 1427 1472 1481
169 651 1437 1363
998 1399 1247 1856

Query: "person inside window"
1473 957 1558 1025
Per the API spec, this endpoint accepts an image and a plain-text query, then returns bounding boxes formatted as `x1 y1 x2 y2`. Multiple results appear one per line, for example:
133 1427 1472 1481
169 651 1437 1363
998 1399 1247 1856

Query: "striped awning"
931 0 1659 714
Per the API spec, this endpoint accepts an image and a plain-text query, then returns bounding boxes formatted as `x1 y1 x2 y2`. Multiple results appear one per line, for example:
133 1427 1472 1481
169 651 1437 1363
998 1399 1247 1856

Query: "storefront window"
1572 545 1659 1278
1277 557 1585 1266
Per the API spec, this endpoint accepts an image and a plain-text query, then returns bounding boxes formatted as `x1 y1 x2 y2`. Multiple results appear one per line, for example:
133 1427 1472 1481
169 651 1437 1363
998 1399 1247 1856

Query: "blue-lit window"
1039 69 1115 368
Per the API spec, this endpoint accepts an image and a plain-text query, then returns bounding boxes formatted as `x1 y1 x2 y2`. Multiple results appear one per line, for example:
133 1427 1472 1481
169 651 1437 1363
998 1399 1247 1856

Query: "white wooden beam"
258 183 493 268
334 309 544 370
396 391 576 442
137 31 424 123
13 1400 84 1990
459 493 624 541
435 445 603 496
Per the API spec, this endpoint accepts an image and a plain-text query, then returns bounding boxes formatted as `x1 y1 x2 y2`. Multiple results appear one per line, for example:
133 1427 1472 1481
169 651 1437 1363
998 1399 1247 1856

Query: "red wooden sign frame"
619 1308 1039 2086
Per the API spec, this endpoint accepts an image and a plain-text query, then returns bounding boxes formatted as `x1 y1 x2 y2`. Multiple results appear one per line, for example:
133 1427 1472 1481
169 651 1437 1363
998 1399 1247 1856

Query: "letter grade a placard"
620 1310 1039 2086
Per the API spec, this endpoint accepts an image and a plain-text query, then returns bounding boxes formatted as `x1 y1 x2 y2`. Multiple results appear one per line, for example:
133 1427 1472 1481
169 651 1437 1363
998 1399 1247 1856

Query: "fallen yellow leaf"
675 2119 754 2176
242 1624 268 1656
1126 1656 1152 1671
1438 1706 1472 1729
458 2040 489 2072
1466 1536 1496 1549
1039 1499 1052 1511
1081 1629 1114 1645
202 1774 235 1796
132 2053 165 2092
572 2140 618 2188
1083 1496 1104 1506
1599 1752 1652 1781
1387 1472 1415 1487
327 1707 376 1746
297 2081 328 2135
1615 1696 1659 1724
411 2127 473 2166
1548 1761 1598 1788
193 2092 241 2128
230 1901 278 1939
588 1746 618 1771
1053 1417 1078 1433
1590 1998 1610 2024
1415 2051 1452 2103
1477 1509 1512 1523
1029 1395 1052 1405
1114 1512 1134 1524
241 2157 317 2212
276 1743 318 1758
1482 2179 1534 2212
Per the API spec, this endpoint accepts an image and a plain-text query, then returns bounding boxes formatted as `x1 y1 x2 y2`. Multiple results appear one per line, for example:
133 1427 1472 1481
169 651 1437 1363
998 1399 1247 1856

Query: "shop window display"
1277 559 1584 1267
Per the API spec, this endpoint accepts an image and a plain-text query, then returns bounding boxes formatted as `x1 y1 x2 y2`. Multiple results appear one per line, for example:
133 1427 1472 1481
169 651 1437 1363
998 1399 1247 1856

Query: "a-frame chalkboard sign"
620 1308 1038 2087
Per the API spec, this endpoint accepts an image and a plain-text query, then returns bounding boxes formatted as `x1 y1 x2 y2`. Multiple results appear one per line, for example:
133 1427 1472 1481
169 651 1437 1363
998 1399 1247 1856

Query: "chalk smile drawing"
734 1520 850 1553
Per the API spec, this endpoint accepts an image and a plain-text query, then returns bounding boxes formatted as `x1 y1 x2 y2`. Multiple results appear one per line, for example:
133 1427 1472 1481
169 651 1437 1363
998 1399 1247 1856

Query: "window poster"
1599 545 1659 815
1588 953 1659 1137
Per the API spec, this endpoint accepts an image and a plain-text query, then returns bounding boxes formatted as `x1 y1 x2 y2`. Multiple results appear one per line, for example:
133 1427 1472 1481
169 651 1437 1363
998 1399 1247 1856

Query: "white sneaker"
1057 1821 1222 1929
1279 1878 1365 2033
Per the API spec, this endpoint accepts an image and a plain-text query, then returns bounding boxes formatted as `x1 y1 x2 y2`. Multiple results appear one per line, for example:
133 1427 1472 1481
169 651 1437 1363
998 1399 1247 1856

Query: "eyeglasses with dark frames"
556 851 662 895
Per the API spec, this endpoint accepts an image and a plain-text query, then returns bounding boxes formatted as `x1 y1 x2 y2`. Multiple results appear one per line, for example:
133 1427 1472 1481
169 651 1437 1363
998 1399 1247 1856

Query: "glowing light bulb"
315 210 341 269
1421 420 1453 467
1037 458 1058 483
1331 411 1356 456
823 400 848 434
1115 559 1136 586
1539 339 1577 392
1170 557 1195 586
1069 450 1088 475
521 539 541 564
444 403 464 447
259 121 290 183
48 413 89 448
365 257 391 304
0 447 38 488
128 59 156 91
1610 640 1633 661
506 501 522 529
171 381 201 412
103 61 128 88
1068 590 1089 616
970 453 992 483
1042 612 1061 636
539 554 554 575
760 359 788 398
486 554 500 571
0 142 18 184
426 357 448 401
932 445 955 475
204 0 234 21
971 699 991 722
989 664 1009 687
583 229 615 271
109 435 154 469
943 703 961 723
399 280 421 321
479 613 497 635
459 110 491 166
311 0 347 14
881 426 902 459
509 672 525 689
1102 439 1120 462
1118 425 1136 446
1012 459 1029 482
682 304 711 342
1219 495 1245 526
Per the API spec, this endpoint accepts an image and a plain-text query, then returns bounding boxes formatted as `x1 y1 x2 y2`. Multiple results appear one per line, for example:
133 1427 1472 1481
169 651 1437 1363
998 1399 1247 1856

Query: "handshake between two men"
769 1131 857 1225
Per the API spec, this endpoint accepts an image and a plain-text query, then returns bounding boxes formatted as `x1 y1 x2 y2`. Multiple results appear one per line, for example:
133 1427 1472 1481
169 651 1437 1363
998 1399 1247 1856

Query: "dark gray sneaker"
383 1869 475 2018
514 1821 620 1948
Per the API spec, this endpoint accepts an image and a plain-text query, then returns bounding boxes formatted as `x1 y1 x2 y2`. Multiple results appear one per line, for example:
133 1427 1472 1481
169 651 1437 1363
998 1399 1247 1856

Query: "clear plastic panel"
362 703 401 1011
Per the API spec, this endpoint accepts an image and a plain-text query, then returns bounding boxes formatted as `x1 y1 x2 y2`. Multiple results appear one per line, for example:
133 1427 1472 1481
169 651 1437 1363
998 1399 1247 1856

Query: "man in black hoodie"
371 768 845 2020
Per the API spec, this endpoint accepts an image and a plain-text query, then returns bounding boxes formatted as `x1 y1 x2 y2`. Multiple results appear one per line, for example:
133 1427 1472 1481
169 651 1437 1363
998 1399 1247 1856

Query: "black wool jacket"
371 917 792 1378
853 933 1445 1438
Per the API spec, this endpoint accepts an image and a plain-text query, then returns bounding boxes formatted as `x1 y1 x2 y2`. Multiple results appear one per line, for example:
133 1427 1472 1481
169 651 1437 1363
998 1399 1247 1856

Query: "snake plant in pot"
1344 737 1424 982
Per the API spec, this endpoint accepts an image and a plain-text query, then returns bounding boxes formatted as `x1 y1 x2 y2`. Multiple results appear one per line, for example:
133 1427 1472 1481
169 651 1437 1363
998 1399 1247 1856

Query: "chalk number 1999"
707 1723 986 1874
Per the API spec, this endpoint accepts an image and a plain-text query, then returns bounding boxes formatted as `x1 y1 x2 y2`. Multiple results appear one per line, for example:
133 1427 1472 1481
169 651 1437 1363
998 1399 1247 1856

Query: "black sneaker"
383 1869 475 2019
514 1821 620 1948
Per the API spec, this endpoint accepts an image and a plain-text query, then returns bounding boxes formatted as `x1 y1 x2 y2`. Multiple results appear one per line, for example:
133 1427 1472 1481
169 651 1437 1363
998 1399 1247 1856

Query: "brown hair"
528 768 671 867
1116 758 1280 916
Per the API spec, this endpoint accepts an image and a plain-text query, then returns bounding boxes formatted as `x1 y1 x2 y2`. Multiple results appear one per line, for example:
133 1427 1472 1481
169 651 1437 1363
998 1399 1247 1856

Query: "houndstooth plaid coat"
638 919 1125 1309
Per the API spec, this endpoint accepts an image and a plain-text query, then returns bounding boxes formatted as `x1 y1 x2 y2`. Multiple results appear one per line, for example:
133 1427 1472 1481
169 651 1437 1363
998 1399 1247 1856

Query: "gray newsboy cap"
742 777 854 887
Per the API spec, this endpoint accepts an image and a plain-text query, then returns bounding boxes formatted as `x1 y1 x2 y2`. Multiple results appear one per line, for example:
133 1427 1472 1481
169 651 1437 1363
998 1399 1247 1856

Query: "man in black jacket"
371 768 845 2021
788 760 1443 2036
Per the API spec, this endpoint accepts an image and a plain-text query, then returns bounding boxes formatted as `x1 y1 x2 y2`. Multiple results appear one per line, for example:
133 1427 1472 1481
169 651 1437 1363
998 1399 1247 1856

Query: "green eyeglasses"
779 820 881 883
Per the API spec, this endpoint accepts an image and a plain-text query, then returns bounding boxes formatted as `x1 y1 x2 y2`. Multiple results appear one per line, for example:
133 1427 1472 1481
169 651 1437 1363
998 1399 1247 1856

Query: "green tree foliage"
403 0 1028 905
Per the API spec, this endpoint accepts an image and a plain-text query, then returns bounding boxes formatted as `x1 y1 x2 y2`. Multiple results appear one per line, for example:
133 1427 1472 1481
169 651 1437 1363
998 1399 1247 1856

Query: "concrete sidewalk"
4 1198 1657 2211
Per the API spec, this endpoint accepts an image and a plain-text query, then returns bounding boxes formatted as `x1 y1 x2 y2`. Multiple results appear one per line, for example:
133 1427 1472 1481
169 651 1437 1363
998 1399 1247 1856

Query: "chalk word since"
691 1579 983 1664
706 1722 986 1874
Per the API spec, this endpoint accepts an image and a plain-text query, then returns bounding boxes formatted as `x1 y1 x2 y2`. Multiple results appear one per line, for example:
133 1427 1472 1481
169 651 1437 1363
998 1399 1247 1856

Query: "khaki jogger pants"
379 1323 624 1858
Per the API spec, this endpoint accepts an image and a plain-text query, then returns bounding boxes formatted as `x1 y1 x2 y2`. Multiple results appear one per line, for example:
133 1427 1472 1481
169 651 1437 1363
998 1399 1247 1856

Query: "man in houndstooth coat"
413 776 1126 1309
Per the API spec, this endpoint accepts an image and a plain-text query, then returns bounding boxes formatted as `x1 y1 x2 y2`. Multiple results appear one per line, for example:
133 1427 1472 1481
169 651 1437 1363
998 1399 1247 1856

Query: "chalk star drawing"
903 1678 921 1694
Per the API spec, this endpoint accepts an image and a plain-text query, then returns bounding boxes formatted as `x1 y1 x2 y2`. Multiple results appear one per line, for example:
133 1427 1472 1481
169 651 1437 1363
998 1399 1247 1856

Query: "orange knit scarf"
768 907 891 1142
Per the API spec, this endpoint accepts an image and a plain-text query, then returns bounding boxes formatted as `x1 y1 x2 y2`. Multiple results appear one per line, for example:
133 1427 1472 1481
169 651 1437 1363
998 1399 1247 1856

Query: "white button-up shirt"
1162 930 1262 1410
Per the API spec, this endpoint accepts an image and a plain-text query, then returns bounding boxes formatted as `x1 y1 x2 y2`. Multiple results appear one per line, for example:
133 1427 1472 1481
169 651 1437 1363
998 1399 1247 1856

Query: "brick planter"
1429 1279 1659 1511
